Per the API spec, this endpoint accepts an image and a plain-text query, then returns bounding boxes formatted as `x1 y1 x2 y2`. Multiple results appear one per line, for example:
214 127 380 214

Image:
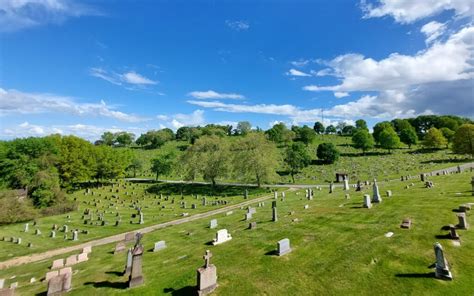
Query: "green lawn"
1 171 472 295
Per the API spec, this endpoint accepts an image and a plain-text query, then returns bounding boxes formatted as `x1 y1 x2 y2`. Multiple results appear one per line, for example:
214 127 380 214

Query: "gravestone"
51 259 64 270
77 253 88 263
0 279 4 289
153 241 166 252
386 190 392 197
83 246 92 254
329 182 334 194
124 232 136 242
72 230 78 241
363 195 372 209
0 288 14 296
449 225 460 240
115 241 126 254
35 229 41 235
209 219 218 229
212 229 232 245
457 213 468 229
24 223 29 232
304 205 309 209
197 250 217 296
65 254 77 266
245 213 252 221
356 181 362 191
50 231 56 238
400 218 412 229
139 212 144 224
124 248 133 276
45 270 59 282
433 242 453 280
249 222 257 230
372 179 382 203
274 191 278 199
128 241 144 288
47 275 63 295
59 267 72 291
343 179 349 191
272 207 278 222
277 238 291 256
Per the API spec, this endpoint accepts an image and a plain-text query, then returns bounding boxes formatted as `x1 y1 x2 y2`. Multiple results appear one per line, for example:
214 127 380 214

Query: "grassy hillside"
1 171 472 295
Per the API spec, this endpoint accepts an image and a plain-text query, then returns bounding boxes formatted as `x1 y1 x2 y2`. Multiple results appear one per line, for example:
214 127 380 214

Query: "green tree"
452 124 474 157
94 146 132 180
316 143 340 164
57 135 95 186
373 121 393 144
151 150 177 181
284 142 311 183
440 127 455 148
100 132 116 146
265 123 295 145
355 119 368 131
325 125 337 134
313 121 325 134
379 126 401 153
342 125 356 136
127 158 143 178
391 119 414 134
295 125 316 146
115 132 135 147
352 129 375 154
423 127 447 149
400 128 418 148
232 133 279 186
235 121 252 136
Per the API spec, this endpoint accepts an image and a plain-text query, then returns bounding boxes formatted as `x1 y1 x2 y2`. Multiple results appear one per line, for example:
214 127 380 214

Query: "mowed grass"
0 182 269 262
130 136 471 185
1 172 472 295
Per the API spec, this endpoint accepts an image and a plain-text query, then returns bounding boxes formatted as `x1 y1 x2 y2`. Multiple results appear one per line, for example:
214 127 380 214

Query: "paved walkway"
0 190 291 270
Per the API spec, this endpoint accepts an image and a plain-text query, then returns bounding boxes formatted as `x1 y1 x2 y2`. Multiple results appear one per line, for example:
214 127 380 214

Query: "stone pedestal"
197 265 217 296
128 246 144 288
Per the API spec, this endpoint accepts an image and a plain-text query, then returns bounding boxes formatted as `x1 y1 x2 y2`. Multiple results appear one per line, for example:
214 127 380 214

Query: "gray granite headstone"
209 219 218 229
277 238 291 256
197 250 217 295
434 242 452 280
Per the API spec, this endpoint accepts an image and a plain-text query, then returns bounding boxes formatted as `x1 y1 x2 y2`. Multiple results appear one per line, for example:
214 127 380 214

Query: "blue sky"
0 0 473 140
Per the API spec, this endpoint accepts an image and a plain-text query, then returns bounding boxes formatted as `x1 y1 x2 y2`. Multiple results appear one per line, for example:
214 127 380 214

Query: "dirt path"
0 191 289 270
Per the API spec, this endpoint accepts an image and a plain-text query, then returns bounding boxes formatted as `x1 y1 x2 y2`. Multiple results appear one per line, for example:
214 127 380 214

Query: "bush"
0 191 37 225
316 143 340 164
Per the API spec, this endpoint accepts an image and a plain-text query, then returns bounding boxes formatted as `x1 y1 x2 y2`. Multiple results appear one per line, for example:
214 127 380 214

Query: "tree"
295 125 316 146
115 132 135 147
392 119 414 134
373 121 392 144
316 143 340 164
151 150 176 181
452 124 474 157
352 129 375 154
342 125 356 136
423 127 447 149
176 126 192 141
400 128 418 148
265 123 295 145
336 122 347 135
313 121 325 134
100 132 116 146
235 121 252 136
232 133 279 186
378 126 400 153
440 127 455 148
94 146 132 180
284 142 311 183
127 158 143 178
325 125 337 134
355 119 368 131
57 135 96 186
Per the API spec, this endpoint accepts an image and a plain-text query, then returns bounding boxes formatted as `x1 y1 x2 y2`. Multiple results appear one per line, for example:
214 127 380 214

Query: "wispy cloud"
156 110 205 130
286 69 311 77
421 21 447 44
0 87 148 122
0 0 100 32
90 68 158 86
225 20 250 31
188 90 244 100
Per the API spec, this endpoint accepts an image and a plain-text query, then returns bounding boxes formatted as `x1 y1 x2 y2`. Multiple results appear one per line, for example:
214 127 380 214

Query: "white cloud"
286 69 311 77
362 0 473 24
157 110 205 130
0 87 148 122
304 26 474 92
421 21 447 44
2 122 144 141
0 0 99 32
90 68 158 86
225 20 250 31
334 92 349 98
187 90 244 100
290 59 311 67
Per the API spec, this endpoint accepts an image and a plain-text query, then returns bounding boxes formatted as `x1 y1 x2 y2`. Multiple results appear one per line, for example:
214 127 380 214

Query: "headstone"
77 253 88 263
209 219 218 229
372 179 382 203
343 179 349 191
82 246 92 254
45 270 59 282
16 238 21 245
124 232 135 242
47 275 64 295
272 207 278 222
245 213 252 221
434 242 453 280
65 254 77 266
212 229 232 245
24 223 29 232
153 241 166 252
124 248 133 276
63 225 68 233
50 231 56 238
197 250 217 295
420 173 425 182
139 212 144 224
0 279 4 289
356 181 362 191
449 225 460 240
114 241 126 254
386 190 392 197
51 259 64 269
363 194 372 209
400 218 411 229
329 182 334 194
72 230 78 241
457 213 468 229
128 244 144 288
249 222 257 230
304 205 309 209
277 238 291 256
35 229 41 235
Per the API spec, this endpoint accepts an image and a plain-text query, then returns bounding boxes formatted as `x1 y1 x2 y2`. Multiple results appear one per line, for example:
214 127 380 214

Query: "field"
131 136 472 185
0 171 472 295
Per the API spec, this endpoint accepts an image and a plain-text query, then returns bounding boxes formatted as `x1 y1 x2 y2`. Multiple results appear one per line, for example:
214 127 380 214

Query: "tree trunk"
291 172 295 183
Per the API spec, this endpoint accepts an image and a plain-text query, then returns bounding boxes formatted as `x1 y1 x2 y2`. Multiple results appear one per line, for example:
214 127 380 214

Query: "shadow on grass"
434 234 452 239
265 250 278 256
350 206 364 209
163 286 196 295
340 151 388 157
395 272 435 278
420 157 471 164
146 183 266 196
35 292 47 296
105 271 124 277
85 280 128 289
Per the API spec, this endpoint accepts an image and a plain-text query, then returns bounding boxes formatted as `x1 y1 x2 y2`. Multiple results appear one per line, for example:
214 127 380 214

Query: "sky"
0 0 473 141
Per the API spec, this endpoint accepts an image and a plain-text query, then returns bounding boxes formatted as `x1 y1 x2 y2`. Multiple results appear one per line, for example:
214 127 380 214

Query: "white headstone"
209 219 218 229
363 194 372 209
277 238 291 256
153 240 166 252
212 229 232 245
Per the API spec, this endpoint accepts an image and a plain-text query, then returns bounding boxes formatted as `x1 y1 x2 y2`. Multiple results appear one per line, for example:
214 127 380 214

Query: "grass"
0 182 269 262
0 171 472 295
